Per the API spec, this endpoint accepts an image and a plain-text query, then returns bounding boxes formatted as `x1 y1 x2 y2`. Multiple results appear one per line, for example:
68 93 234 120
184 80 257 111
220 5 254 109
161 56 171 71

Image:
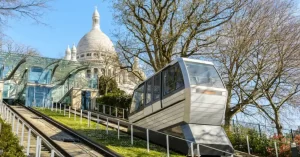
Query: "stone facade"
64 7 145 94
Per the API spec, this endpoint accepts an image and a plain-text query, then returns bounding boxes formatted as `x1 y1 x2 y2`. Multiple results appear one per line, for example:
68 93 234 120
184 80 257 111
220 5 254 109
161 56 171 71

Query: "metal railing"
0 102 63 157
96 104 129 120
48 106 234 156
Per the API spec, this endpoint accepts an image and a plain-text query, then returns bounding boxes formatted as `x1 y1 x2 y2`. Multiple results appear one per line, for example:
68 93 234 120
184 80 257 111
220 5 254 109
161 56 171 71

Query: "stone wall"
71 88 81 110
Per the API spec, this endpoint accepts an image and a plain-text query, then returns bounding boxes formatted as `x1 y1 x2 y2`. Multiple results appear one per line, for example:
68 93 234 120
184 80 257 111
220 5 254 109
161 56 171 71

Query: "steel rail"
4 103 69 157
69 108 234 156
27 107 122 157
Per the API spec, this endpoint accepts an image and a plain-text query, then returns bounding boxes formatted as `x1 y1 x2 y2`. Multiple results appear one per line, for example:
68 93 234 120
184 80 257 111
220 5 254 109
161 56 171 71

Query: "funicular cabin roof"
133 57 215 90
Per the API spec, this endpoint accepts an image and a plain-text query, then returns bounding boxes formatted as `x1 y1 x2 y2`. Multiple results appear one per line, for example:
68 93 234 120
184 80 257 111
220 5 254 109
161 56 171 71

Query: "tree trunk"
225 108 234 131
274 110 283 139
224 88 233 130
275 122 283 138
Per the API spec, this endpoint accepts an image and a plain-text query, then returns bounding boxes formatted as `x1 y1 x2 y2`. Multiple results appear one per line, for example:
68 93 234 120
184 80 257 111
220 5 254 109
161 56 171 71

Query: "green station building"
0 52 98 110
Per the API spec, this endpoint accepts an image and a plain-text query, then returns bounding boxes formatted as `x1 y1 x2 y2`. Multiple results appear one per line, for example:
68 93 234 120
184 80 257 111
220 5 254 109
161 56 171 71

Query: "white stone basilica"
63 7 145 94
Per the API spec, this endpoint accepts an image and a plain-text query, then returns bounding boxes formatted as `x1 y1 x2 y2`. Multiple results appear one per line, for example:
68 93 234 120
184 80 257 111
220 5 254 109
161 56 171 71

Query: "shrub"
98 76 119 95
266 134 291 157
0 118 25 157
96 93 132 109
295 134 300 145
228 125 297 157
228 125 271 156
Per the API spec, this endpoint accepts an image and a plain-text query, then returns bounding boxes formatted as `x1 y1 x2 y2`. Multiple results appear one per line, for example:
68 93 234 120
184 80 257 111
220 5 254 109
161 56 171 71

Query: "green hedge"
227 127 270 156
96 93 132 109
0 118 25 157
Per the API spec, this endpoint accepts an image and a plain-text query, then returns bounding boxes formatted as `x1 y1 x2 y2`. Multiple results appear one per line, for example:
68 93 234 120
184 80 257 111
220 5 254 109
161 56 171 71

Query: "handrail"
29 107 122 157
1 102 67 157
72 108 234 156
97 103 128 111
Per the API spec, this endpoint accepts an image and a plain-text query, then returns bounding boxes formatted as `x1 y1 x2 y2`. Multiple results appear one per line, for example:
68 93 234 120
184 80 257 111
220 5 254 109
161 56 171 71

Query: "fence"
48 103 300 156
47 104 234 157
90 104 298 156
96 104 129 120
231 120 298 138
0 102 61 157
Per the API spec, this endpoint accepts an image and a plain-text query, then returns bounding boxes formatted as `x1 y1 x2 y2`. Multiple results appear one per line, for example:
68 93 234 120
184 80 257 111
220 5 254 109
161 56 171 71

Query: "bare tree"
111 0 246 74
117 50 148 81
1 39 39 55
92 47 136 95
97 52 121 95
0 0 50 26
250 18 300 136
211 0 300 133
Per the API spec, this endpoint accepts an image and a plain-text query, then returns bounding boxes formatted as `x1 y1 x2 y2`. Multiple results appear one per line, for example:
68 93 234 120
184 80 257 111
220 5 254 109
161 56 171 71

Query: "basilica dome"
76 7 116 61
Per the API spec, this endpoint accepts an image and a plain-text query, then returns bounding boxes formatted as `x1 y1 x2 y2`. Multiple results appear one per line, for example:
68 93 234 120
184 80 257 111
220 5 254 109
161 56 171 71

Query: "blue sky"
4 0 115 59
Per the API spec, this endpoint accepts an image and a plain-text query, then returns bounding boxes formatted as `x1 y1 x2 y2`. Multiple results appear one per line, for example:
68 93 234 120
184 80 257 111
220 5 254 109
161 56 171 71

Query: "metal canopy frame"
0 52 93 86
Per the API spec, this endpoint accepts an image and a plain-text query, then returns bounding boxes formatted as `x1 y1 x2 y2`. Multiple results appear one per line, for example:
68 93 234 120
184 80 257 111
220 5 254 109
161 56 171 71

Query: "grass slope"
35 108 184 157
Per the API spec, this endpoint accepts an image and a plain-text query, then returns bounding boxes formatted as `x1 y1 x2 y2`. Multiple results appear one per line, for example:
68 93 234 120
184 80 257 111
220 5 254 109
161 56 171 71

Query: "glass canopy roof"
0 52 93 86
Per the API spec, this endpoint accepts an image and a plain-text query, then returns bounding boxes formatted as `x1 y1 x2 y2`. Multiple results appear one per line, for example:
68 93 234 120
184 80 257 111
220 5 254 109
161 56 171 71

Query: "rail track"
26 106 256 157
66 108 259 157
5 104 121 157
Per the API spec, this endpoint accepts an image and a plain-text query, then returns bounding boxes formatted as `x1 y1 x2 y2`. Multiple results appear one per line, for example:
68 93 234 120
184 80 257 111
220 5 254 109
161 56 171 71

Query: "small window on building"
101 69 105 76
81 54 84 58
87 53 91 56
86 70 91 78
94 68 99 77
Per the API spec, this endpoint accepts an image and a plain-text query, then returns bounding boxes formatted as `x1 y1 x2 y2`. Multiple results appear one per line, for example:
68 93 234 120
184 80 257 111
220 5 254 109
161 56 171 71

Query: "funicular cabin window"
163 63 184 96
153 73 161 101
145 78 153 105
131 84 145 113
185 62 224 88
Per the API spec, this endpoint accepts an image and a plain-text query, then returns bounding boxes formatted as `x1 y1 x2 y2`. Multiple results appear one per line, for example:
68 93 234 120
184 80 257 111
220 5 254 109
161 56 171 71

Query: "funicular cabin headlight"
201 90 216 95
194 88 224 96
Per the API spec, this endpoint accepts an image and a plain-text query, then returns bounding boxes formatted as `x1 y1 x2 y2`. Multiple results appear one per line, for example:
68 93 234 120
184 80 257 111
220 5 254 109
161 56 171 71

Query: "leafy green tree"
98 76 119 95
